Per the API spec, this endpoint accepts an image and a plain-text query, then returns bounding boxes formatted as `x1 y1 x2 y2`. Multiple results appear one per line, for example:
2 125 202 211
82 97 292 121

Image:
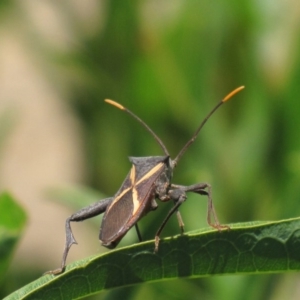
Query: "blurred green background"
1 1 300 299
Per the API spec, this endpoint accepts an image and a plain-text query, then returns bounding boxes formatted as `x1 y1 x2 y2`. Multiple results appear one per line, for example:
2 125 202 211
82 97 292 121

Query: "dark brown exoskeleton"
47 86 244 275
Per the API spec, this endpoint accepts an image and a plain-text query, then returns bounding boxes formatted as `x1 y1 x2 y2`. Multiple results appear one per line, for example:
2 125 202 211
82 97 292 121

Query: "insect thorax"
128 155 171 198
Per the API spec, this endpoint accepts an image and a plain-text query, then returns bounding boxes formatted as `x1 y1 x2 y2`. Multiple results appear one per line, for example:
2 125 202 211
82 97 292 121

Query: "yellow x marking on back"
108 162 164 214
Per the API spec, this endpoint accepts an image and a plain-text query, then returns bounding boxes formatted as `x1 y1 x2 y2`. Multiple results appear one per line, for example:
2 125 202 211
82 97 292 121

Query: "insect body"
48 86 244 275
100 156 169 248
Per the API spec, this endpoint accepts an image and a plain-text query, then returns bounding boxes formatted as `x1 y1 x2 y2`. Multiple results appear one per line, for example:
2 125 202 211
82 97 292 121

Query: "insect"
47 86 244 275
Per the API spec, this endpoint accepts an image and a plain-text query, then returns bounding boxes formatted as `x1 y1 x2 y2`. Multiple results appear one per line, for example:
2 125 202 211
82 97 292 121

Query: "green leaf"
0 192 27 281
4 217 300 300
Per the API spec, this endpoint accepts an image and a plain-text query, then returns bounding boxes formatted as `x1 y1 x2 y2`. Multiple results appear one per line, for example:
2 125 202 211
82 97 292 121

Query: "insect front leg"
175 207 185 234
172 183 229 231
45 197 113 275
154 183 229 252
154 189 187 252
156 179 185 235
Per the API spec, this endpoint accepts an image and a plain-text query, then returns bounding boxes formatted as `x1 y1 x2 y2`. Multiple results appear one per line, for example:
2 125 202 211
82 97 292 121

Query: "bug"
47 86 244 275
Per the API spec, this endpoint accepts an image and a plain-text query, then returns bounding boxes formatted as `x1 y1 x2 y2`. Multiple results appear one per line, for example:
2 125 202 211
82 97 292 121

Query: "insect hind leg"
45 197 113 275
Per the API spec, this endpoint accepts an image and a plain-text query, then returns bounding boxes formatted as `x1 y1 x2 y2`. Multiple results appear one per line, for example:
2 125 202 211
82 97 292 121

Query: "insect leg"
154 192 187 252
135 223 142 242
45 197 113 275
175 208 185 234
154 183 229 252
172 183 229 231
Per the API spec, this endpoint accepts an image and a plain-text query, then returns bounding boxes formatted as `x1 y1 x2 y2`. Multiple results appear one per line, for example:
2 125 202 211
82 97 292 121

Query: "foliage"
1 1 300 299
5 217 300 300
0 193 27 284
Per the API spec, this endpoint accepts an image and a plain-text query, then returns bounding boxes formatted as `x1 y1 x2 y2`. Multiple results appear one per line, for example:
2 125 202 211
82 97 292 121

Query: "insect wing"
100 156 168 247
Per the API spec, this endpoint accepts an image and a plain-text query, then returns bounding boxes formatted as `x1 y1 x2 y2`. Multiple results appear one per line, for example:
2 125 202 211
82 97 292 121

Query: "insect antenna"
173 86 245 166
105 99 169 156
